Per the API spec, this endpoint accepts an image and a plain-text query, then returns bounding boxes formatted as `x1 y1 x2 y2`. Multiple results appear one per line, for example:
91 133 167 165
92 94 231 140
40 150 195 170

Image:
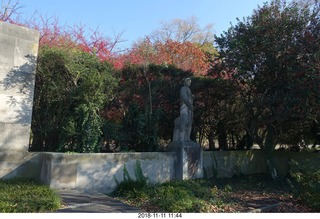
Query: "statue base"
167 141 203 180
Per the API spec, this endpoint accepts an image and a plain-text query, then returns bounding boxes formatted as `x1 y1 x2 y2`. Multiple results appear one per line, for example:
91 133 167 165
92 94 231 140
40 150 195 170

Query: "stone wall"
1 150 319 192
38 151 319 193
0 21 39 151
0 22 39 179
203 150 320 178
40 152 177 193
0 152 41 179
202 150 267 178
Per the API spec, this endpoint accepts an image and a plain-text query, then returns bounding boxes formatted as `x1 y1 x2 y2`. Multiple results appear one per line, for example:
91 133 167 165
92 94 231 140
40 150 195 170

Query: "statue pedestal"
167 141 203 180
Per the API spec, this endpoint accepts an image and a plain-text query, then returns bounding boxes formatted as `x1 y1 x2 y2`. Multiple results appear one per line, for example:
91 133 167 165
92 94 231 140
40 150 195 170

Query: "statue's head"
183 78 191 86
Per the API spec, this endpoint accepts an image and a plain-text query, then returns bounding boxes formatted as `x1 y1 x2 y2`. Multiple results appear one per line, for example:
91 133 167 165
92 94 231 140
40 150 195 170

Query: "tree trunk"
264 125 278 180
208 127 215 150
217 121 228 150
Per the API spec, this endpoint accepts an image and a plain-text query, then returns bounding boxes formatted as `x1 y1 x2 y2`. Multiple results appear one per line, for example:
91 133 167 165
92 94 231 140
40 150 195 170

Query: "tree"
1 3 126 152
117 17 218 75
102 64 192 151
31 47 118 152
215 0 320 178
150 16 215 46
122 38 210 75
155 40 211 75
29 17 123 66
192 76 239 150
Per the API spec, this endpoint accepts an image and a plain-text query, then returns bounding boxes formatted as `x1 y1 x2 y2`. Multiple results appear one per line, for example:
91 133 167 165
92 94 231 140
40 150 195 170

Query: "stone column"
0 21 39 151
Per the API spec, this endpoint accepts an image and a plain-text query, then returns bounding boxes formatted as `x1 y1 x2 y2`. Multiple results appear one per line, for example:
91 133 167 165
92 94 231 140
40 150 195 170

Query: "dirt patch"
227 190 315 212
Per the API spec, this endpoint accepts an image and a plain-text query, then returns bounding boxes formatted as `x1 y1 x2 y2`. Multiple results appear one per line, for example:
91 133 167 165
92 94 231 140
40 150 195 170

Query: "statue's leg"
186 110 193 141
179 109 188 142
173 117 180 141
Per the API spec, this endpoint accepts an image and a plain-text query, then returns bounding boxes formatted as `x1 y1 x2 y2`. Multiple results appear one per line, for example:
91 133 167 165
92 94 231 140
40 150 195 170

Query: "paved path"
54 189 141 213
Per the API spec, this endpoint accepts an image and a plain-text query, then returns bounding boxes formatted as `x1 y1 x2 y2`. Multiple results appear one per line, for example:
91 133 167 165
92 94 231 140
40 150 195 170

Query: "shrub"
289 160 320 210
160 179 211 199
31 47 118 152
151 185 195 212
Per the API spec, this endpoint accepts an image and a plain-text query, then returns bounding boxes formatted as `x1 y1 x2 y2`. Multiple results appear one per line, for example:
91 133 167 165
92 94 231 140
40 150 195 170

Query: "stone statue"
168 78 203 180
173 78 194 142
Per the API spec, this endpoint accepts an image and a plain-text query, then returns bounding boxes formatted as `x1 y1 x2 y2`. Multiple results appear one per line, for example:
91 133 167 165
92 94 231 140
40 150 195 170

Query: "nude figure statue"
173 78 194 142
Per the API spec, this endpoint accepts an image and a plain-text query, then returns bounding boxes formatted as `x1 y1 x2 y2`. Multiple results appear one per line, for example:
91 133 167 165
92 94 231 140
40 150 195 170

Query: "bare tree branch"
0 0 23 22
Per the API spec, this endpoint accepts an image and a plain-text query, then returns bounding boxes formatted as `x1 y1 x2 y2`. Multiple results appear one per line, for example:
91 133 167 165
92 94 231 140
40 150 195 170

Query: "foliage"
192 76 240 149
1 0 124 68
158 179 212 200
100 119 123 152
4 0 320 153
152 184 196 212
113 178 221 213
289 160 320 210
121 38 211 75
112 174 315 212
134 160 147 181
30 46 118 152
103 64 192 151
216 0 320 148
113 174 318 213
215 0 320 175
120 103 159 152
0 178 61 213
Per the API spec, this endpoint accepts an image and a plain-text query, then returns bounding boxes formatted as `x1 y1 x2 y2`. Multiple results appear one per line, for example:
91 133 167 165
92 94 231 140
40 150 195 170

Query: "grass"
0 178 61 213
111 174 314 213
111 177 239 212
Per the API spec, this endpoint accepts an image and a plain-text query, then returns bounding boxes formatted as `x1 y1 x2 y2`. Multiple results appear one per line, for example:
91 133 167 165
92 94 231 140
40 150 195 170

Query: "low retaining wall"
203 150 267 178
0 152 41 179
203 150 320 178
40 152 177 193
1 150 319 193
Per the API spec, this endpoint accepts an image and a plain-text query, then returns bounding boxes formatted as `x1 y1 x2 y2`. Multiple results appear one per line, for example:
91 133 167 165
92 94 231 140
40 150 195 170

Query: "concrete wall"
202 150 267 178
0 151 41 179
40 152 177 193
0 21 39 151
203 150 320 178
37 151 318 193
1 150 319 193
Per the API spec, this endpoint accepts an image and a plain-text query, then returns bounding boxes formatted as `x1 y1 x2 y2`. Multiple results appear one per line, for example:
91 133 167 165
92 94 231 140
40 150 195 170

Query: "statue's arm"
180 87 193 111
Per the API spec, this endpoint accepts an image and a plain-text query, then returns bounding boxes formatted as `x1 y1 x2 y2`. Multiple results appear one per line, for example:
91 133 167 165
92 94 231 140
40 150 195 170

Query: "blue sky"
18 0 269 49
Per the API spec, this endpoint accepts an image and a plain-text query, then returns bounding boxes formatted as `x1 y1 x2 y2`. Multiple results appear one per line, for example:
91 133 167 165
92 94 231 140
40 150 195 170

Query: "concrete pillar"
168 141 203 180
0 21 39 152
0 22 40 179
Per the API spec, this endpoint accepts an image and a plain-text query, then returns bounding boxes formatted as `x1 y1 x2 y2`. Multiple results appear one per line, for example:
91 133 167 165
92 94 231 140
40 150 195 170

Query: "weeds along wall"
1 151 319 193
